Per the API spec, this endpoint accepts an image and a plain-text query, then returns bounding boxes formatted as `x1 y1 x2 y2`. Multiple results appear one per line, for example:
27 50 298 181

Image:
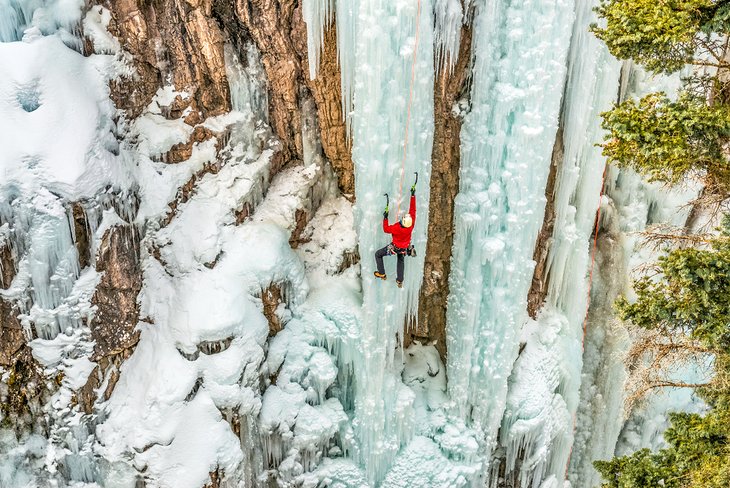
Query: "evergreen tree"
593 1 730 486
592 0 730 74
601 92 730 189
594 218 730 487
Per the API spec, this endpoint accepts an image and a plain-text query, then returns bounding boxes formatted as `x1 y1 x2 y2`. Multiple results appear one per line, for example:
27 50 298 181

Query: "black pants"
375 245 404 282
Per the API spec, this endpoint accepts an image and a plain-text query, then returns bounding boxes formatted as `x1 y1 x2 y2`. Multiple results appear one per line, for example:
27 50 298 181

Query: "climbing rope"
563 163 608 480
395 0 423 217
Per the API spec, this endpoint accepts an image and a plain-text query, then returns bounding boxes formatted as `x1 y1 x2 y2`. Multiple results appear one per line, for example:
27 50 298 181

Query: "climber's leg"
396 252 404 285
374 245 389 279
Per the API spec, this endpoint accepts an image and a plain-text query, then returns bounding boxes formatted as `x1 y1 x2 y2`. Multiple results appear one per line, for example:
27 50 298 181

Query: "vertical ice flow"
498 0 622 485
305 0 436 482
352 1 434 483
444 0 574 480
569 65 697 486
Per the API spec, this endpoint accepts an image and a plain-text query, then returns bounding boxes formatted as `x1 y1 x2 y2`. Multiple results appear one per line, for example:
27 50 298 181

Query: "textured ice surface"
305 0 437 483
1 1 708 486
444 0 574 482
349 0 436 482
498 1 623 486
0 0 84 42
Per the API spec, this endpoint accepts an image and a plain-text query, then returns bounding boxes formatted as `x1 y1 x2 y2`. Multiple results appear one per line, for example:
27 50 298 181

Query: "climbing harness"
395 0 423 217
387 243 417 257
563 164 608 480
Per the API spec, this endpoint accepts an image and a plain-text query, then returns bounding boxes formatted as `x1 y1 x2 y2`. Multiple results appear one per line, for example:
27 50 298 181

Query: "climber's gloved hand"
383 210 389 219
410 185 416 196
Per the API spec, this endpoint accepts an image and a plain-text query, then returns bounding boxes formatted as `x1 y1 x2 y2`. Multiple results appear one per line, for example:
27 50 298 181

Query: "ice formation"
307 0 438 482
0 0 710 487
443 0 574 483
497 2 622 486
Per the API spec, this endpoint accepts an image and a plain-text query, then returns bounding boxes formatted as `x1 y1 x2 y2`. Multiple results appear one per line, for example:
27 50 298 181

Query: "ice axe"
383 193 389 215
411 172 418 194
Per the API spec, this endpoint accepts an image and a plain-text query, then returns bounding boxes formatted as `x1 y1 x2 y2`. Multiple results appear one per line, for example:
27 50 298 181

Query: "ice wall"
305 0 436 483
351 1 435 483
568 65 700 485
0 0 84 43
444 0 574 481
497 1 622 486
0 3 135 484
0 2 127 336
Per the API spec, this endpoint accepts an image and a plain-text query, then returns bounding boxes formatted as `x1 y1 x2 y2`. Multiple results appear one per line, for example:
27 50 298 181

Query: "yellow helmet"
402 213 413 228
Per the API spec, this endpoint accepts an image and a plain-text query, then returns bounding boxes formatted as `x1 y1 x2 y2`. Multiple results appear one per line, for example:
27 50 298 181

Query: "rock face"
0 300 24 368
0 346 46 428
527 126 562 319
218 0 353 191
261 284 283 337
0 238 14 289
104 0 231 120
90 224 142 360
415 24 473 361
292 19 354 195
72 203 91 270
0 237 22 367
234 0 306 172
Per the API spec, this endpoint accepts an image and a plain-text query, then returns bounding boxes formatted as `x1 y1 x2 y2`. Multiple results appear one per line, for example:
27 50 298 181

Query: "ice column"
568 65 697 486
351 1 435 483
304 0 436 482
444 0 574 479
497 0 622 485
0 0 83 42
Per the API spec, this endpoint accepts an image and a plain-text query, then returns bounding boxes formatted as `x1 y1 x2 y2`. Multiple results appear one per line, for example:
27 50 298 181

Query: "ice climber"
374 176 418 288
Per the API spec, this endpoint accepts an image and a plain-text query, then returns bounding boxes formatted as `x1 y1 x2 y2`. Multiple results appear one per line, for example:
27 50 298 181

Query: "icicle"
302 0 336 80
333 0 436 483
433 0 463 73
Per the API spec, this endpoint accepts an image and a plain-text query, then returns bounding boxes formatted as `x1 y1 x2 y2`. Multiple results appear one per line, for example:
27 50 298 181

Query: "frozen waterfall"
0 0 706 486
306 0 436 482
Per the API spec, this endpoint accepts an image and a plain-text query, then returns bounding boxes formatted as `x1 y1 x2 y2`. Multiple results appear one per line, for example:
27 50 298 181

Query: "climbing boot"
374 271 387 280
396 280 403 288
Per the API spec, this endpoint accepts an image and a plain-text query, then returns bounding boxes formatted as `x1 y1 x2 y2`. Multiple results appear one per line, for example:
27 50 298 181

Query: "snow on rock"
298 196 358 283
402 341 447 413
501 310 576 488
0 35 127 200
137 392 243 488
259 273 362 485
0 0 84 42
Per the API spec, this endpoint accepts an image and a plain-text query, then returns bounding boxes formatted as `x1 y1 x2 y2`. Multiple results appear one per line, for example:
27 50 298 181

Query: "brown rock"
527 125 562 319
77 348 135 414
0 299 24 367
234 0 305 173
104 0 230 120
0 237 14 290
289 208 309 248
291 16 354 195
90 224 142 360
415 22 473 362
0 244 15 290
164 126 216 164
1 345 46 426
72 203 91 270
261 284 283 337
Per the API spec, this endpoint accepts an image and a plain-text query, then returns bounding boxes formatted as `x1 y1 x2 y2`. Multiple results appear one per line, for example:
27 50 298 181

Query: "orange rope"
564 163 608 480
396 0 422 217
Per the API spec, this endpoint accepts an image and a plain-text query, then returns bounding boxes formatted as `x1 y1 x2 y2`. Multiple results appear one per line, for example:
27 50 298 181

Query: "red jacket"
383 195 416 248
